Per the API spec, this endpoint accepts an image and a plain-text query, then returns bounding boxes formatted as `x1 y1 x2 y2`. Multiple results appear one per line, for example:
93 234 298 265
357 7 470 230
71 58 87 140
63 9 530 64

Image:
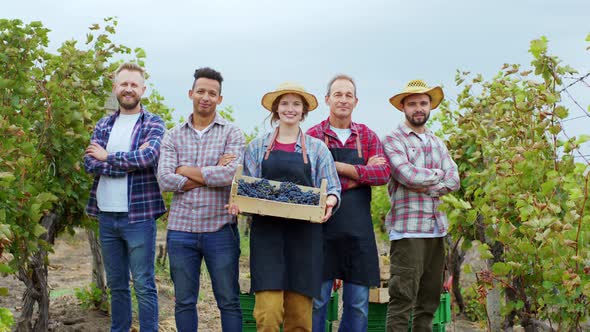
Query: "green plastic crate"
325 320 332 331
327 291 339 322
239 293 256 323
434 293 451 324
242 322 257 332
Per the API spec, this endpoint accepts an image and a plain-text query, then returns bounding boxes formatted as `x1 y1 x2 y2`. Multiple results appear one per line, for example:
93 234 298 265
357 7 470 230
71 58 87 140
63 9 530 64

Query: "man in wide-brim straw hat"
382 79 460 332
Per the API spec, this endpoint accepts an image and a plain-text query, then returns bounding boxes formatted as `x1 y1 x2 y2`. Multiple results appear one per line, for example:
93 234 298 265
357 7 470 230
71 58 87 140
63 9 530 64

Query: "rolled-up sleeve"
427 141 460 197
243 138 263 178
353 131 390 186
312 139 341 209
157 130 187 192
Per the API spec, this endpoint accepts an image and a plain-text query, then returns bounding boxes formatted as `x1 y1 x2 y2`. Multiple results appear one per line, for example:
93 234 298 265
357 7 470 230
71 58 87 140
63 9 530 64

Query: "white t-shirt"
193 122 214 138
96 113 140 212
416 132 430 144
330 125 352 145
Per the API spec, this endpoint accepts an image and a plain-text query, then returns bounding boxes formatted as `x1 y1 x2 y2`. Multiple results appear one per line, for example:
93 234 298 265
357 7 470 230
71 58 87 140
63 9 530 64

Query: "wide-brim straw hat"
261 81 318 112
389 79 444 111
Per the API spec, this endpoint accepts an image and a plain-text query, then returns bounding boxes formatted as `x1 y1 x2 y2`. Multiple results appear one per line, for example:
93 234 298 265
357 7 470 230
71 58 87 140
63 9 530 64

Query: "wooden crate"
229 166 327 223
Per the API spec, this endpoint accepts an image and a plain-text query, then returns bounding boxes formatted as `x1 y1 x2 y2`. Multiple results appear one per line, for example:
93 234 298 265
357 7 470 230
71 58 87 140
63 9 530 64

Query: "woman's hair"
269 93 310 125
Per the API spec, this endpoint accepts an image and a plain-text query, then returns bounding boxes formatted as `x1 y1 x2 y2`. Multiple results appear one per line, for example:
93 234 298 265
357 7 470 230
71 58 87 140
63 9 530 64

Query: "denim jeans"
98 212 158 332
167 223 242 332
312 280 369 332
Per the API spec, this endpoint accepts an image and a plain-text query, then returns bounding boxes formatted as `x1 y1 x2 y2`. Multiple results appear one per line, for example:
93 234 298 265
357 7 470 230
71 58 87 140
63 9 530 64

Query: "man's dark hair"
400 93 432 106
192 67 223 93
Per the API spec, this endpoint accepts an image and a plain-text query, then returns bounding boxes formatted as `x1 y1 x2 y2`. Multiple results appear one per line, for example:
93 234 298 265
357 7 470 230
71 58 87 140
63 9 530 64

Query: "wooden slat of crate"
369 287 389 303
380 255 391 281
229 166 327 223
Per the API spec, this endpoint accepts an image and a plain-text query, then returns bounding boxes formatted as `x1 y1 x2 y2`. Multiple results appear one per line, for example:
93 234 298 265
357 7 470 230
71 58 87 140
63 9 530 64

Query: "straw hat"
389 79 444 111
261 82 318 112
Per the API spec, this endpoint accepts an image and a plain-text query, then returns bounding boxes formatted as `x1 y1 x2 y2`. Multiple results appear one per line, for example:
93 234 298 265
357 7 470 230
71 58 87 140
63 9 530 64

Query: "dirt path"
0 228 483 331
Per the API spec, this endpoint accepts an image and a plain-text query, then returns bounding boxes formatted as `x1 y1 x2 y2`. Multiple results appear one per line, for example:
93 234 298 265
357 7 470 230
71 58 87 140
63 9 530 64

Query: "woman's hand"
225 203 241 216
320 195 338 223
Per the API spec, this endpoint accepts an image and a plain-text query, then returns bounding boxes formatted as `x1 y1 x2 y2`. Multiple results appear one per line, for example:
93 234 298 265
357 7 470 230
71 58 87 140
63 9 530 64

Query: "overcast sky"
5 0 590 156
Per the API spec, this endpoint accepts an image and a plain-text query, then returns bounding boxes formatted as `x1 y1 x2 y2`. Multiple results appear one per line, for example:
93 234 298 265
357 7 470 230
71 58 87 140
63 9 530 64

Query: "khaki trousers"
386 237 445 332
253 290 312 332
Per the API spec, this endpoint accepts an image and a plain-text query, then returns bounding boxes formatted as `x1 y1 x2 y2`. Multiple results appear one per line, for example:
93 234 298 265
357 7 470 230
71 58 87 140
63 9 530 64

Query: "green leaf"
553 106 569 119
463 264 472 274
0 78 13 89
477 243 493 260
0 263 14 274
574 135 590 145
0 287 8 296
529 37 548 58
492 262 511 276
517 241 536 255
519 204 535 221
0 307 14 328
0 223 11 237
548 125 562 135
134 47 146 59
32 224 47 237
10 95 20 107
0 172 15 181
35 192 58 206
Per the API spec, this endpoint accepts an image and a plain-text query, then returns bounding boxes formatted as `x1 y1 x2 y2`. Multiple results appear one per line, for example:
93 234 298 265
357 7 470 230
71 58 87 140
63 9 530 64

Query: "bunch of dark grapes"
237 179 320 205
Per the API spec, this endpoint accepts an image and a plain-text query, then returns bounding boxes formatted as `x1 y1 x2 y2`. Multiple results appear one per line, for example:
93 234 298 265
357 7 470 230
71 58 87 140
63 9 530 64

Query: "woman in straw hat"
228 82 341 332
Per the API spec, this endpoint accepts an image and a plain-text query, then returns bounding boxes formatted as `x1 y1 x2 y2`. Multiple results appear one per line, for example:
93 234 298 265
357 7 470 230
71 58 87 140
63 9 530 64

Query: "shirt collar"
399 122 432 137
322 117 359 138
183 112 228 130
108 105 146 125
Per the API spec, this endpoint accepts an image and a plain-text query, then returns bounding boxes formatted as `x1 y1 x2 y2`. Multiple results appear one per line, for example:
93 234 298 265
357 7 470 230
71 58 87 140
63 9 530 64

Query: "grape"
236 179 320 205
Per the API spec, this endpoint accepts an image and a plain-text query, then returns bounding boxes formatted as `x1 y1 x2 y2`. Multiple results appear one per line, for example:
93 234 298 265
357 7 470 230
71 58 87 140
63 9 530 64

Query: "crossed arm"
158 126 246 193
384 136 459 196
84 118 166 176
335 132 391 189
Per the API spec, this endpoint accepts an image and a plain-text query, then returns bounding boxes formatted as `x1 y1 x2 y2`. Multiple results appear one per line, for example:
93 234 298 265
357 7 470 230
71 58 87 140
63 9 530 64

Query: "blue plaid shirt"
84 107 167 222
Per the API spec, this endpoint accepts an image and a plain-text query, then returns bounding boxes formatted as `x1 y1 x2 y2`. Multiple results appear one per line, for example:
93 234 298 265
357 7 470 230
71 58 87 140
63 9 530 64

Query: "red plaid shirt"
382 124 460 234
306 118 390 191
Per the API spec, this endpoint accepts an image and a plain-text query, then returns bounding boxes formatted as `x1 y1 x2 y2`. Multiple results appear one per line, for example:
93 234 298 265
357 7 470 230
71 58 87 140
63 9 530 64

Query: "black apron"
322 134 380 287
250 130 324 298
